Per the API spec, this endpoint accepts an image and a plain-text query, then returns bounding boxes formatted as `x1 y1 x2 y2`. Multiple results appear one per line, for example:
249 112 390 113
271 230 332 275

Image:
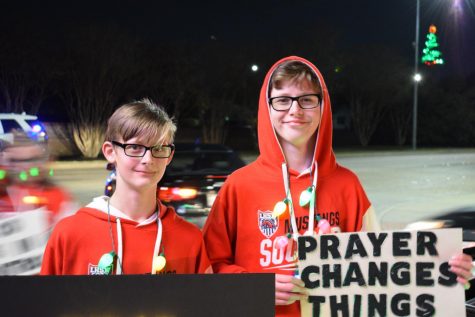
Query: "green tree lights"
421 25 444 66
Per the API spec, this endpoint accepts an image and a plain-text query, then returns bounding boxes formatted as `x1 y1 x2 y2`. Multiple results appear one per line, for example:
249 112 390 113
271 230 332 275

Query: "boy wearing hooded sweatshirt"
202 56 472 316
41 99 212 275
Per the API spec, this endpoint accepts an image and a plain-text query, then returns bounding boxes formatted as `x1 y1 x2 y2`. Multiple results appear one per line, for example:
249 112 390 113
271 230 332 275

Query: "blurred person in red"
0 130 77 275
0 139 10 211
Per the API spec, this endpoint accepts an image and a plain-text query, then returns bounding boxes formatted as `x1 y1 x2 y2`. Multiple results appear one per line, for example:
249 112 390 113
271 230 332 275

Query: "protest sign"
298 228 465 317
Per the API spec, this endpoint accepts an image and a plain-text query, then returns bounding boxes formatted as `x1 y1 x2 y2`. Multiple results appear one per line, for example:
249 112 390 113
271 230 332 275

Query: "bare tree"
388 84 412 146
56 25 141 158
343 45 410 146
0 30 52 114
138 42 201 122
194 42 255 144
137 39 262 146
198 92 237 144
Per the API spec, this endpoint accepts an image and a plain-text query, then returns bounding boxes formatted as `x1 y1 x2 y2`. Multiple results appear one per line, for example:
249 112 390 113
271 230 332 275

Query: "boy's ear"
102 141 116 164
166 151 174 166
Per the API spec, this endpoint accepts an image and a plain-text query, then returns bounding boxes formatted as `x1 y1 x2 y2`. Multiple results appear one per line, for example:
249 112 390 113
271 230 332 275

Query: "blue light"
32 124 43 133
27 122 48 141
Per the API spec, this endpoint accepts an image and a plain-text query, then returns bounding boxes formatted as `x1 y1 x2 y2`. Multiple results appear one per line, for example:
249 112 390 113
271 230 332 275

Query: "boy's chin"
123 181 158 193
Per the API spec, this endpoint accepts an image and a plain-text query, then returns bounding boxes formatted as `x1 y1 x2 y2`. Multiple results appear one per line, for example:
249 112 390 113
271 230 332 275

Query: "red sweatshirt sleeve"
40 226 63 275
195 238 213 273
203 182 248 273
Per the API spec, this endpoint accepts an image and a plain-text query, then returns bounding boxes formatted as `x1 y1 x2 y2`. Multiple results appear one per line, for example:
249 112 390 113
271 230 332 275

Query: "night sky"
2 0 475 77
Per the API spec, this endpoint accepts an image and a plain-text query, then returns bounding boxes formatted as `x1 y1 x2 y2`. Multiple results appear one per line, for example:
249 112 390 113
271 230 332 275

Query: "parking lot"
336 149 475 229
52 148 475 230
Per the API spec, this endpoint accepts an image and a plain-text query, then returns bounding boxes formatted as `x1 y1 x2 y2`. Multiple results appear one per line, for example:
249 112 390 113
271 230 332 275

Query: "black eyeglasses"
111 141 175 158
268 94 321 111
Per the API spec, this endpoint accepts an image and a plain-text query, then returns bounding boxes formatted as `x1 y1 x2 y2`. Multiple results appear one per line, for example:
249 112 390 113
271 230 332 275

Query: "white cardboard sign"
298 228 466 317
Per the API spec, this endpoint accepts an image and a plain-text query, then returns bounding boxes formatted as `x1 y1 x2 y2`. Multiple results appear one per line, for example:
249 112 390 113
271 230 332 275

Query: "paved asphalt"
50 148 475 230
336 149 475 229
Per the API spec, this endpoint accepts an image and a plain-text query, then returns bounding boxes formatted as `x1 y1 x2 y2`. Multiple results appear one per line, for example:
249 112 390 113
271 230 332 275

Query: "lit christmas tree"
421 24 444 66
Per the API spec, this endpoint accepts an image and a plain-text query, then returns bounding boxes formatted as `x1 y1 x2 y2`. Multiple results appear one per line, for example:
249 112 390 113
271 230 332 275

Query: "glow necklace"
273 163 318 239
98 198 166 274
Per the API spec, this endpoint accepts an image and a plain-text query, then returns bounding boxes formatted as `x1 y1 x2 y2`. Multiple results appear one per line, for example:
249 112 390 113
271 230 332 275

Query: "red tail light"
206 175 227 179
158 187 198 202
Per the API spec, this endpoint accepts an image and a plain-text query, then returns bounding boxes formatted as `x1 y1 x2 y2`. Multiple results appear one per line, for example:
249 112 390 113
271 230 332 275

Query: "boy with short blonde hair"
41 98 211 275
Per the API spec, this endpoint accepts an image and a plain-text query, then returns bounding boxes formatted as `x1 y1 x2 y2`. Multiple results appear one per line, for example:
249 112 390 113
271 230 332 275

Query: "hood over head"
257 56 336 177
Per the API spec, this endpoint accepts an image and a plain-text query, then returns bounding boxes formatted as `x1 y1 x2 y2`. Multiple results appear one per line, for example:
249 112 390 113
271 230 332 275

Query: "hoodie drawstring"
113 216 163 275
105 198 163 275
151 217 163 273
116 218 123 275
281 162 318 238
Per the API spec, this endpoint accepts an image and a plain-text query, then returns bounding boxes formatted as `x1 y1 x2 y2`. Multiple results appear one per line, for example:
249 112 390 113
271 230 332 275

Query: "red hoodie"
41 199 211 275
203 56 371 316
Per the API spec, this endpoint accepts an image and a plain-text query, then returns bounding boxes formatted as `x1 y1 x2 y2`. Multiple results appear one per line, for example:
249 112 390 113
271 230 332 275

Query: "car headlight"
405 220 452 230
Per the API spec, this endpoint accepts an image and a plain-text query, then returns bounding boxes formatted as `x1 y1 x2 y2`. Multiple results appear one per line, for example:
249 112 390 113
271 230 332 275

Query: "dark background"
1 0 475 154
3 0 473 72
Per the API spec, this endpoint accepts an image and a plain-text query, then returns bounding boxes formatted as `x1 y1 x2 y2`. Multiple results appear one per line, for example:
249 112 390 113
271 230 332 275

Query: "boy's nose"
141 149 155 163
288 100 303 114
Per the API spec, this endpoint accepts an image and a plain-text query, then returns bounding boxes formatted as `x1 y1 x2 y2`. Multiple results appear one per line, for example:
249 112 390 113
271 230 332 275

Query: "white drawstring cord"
116 218 123 275
107 197 162 275
151 217 163 273
281 162 318 238
307 164 318 235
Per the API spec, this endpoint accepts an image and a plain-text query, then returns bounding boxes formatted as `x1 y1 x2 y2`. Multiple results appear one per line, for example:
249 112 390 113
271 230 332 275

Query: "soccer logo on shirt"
257 210 278 238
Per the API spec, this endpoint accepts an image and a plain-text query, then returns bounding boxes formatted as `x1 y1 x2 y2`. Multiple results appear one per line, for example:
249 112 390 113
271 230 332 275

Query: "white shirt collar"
87 196 158 226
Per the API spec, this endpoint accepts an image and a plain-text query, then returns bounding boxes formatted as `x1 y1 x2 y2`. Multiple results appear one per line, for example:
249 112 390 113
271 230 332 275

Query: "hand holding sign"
275 273 309 305
449 253 474 286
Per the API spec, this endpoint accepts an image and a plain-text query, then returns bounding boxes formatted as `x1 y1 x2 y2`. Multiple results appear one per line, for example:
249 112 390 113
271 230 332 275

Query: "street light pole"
412 0 421 150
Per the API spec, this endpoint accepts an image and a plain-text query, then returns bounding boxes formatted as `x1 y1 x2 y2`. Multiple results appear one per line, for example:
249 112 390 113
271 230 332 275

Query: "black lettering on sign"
416 294 435 317
367 232 387 256
391 262 411 285
345 234 368 259
416 262 435 286
368 294 387 317
393 232 411 256
301 265 320 289
391 293 410 316
438 262 457 286
309 296 325 317
321 235 340 259
330 295 349 317
298 236 317 261
322 264 341 288
417 231 438 256
368 262 388 286
353 295 362 317
343 262 366 286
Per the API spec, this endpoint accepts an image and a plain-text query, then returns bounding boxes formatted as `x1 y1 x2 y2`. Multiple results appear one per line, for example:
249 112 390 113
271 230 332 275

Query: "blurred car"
0 112 47 144
105 143 246 228
405 205 475 243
